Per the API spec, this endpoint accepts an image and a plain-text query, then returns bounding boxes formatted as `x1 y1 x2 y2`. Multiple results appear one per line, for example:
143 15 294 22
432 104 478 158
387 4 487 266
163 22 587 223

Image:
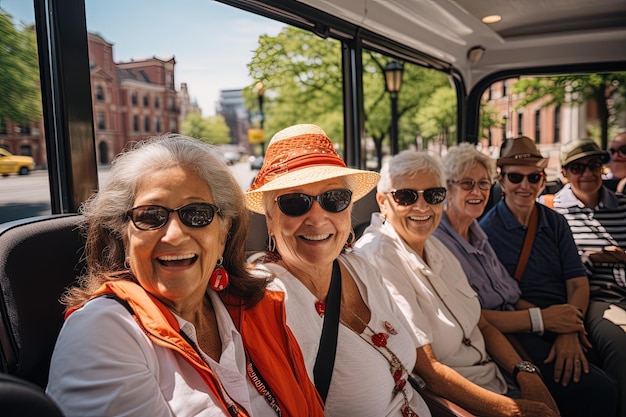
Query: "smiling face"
609 133 626 179
446 163 491 223
378 170 443 254
499 164 546 214
267 179 352 272
126 166 229 312
563 155 603 200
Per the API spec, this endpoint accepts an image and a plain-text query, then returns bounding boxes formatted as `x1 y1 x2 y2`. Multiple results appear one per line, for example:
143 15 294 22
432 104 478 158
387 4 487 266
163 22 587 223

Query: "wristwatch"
512 361 541 381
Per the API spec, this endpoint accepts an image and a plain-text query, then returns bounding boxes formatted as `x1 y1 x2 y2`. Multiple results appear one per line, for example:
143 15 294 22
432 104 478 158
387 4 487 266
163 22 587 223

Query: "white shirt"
264 253 431 417
46 290 275 417
354 213 507 394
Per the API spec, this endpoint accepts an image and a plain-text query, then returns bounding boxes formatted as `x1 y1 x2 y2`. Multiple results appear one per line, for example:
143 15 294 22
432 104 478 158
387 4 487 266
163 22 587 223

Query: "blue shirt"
479 200 586 309
433 212 521 311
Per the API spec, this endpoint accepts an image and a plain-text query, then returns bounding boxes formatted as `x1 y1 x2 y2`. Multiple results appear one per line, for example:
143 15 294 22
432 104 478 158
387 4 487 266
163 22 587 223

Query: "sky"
1 0 284 116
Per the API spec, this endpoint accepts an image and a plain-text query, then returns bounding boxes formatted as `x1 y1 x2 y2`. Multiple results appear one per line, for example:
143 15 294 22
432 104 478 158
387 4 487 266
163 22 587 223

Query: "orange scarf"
67 280 323 417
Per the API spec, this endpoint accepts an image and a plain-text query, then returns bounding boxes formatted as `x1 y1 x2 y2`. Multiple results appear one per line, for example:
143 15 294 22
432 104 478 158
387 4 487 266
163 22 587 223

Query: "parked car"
0 148 36 176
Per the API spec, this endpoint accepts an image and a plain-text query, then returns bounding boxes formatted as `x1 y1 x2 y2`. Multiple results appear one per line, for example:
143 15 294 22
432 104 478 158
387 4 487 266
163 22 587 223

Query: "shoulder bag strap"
313 259 341 403
513 205 538 281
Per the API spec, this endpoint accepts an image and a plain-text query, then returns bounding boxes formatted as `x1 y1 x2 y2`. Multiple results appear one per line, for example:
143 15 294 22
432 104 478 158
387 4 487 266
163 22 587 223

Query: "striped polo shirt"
553 184 626 301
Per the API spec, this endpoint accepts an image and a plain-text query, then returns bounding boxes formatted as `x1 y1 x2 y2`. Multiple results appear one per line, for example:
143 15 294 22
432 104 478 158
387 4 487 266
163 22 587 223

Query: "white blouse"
264 253 431 417
47 290 275 417
354 213 507 394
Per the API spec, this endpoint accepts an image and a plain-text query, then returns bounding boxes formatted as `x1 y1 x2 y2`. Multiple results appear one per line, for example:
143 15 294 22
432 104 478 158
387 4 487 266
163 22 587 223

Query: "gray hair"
69 133 266 308
377 150 445 193
443 143 495 182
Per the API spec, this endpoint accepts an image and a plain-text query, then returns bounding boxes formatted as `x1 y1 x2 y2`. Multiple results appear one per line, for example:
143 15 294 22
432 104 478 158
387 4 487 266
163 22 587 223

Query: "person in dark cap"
552 138 626 417
479 136 617 417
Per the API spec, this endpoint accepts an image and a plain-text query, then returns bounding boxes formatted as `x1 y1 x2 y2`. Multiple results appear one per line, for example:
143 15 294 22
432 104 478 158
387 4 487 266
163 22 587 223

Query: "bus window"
361 50 456 170
479 73 626 181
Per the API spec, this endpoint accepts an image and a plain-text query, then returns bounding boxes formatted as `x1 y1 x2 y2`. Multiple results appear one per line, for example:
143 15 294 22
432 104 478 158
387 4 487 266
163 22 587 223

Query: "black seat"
0 372 64 416
0 214 85 389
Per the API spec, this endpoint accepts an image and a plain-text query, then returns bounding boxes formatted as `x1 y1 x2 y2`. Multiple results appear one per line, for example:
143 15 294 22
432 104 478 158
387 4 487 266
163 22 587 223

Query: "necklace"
422 274 490 366
340 302 420 417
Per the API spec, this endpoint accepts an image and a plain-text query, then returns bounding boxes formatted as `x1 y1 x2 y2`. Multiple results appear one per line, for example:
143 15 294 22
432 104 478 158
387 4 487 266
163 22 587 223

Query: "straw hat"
245 124 380 214
560 138 609 167
497 136 548 168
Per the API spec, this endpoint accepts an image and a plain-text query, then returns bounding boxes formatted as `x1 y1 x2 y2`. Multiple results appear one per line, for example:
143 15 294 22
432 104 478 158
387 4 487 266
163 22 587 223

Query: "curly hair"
63 134 267 309
442 143 496 182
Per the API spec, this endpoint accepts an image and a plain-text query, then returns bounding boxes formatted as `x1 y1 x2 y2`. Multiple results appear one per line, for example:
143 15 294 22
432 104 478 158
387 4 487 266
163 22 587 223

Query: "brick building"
0 33 196 168
89 33 182 164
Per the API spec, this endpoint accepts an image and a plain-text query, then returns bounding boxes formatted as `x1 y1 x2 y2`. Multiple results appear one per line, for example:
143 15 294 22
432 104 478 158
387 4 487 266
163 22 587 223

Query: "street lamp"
254 82 266 155
384 61 404 155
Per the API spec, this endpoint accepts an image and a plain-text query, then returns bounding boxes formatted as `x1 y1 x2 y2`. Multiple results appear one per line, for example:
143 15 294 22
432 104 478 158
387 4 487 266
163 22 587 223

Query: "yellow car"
0 148 36 176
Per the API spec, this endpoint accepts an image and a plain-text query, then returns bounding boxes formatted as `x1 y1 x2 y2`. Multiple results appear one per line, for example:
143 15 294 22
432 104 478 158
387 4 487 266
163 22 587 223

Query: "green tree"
414 87 456 148
479 103 504 141
0 10 41 125
247 26 453 169
513 73 626 148
181 113 231 144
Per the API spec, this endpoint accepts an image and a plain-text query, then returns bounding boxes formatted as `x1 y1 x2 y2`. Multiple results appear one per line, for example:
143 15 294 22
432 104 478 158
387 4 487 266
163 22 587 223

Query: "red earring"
209 257 229 291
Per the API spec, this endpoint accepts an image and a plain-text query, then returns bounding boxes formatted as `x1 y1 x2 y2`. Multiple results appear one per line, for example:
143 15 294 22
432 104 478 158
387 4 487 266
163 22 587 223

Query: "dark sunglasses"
389 187 447 206
448 179 491 191
609 145 626 158
502 172 544 184
126 202 221 231
565 160 603 175
275 188 353 217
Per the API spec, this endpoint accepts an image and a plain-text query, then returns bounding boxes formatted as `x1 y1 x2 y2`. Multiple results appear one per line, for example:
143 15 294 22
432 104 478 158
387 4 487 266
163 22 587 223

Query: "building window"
131 93 138 106
97 112 106 130
96 86 104 102
534 110 541 143
502 80 507 97
143 95 149 108
154 97 160 109
19 145 32 156
155 117 161 133
501 116 507 140
0 117 6 134
517 113 523 136
554 105 561 143
487 85 492 101
169 119 177 132
168 96 175 111
133 115 139 132
19 123 31 135
144 116 150 132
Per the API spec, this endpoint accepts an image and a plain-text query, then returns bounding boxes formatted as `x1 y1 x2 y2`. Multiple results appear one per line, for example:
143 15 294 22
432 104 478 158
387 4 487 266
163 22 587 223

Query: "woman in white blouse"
354 150 558 417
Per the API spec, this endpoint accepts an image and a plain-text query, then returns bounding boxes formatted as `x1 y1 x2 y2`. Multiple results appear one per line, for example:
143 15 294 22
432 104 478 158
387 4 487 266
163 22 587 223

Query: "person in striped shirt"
553 138 626 417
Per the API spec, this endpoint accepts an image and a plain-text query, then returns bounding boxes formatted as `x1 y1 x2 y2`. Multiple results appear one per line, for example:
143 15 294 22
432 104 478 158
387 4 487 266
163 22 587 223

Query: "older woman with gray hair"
354 150 559 417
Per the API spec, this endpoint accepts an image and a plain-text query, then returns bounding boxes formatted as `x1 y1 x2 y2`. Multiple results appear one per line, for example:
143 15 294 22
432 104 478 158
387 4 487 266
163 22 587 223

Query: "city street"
0 162 258 224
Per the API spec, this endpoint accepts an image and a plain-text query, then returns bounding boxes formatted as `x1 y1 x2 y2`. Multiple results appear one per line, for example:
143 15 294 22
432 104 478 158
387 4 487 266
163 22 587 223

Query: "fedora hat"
560 138 610 167
245 124 380 214
497 136 548 168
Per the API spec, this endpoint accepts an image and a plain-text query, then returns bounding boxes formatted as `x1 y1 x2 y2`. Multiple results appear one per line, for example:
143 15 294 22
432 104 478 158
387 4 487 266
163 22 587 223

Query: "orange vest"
67 280 323 417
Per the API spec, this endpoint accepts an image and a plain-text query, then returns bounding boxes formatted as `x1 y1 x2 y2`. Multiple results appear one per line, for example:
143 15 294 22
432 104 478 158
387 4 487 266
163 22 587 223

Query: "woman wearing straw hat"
479 136 617 417
245 124 431 417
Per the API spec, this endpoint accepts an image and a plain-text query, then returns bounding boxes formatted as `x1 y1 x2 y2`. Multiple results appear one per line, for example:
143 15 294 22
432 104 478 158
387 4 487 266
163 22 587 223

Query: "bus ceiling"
287 0 626 92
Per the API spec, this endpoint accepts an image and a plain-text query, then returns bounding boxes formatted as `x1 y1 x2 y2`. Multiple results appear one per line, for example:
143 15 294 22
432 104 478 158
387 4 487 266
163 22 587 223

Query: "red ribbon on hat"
248 133 347 192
